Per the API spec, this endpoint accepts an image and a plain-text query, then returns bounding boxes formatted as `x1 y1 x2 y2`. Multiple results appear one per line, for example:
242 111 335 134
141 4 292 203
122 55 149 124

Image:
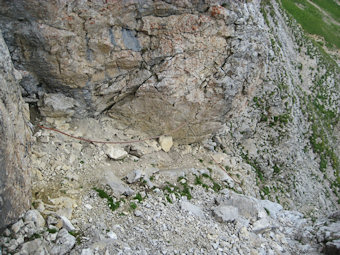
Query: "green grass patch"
310 0 340 23
281 0 340 48
93 188 120 211
133 193 143 203
130 202 137 210
47 228 58 234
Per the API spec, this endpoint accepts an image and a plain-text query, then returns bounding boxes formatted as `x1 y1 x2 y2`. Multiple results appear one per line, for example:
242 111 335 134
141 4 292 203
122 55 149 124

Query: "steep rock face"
0 0 267 142
0 31 31 230
216 0 340 215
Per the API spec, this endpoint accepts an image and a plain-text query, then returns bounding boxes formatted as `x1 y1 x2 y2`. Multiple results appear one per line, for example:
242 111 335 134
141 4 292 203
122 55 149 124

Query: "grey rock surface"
23 210 45 229
50 229 76 255
212 205 239 223
0 0 266 143
180 200 205 218
0 30 31 230
102 169 134 197
20 239 49 255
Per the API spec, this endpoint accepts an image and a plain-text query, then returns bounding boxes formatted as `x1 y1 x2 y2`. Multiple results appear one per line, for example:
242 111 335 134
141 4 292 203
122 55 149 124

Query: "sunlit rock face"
0 0 267 142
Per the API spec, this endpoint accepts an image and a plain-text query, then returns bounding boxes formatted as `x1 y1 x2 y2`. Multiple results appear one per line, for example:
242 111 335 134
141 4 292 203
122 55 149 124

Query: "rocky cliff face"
215 0 340 216
0 0 267 142
0 0 339 228
0 31 31 230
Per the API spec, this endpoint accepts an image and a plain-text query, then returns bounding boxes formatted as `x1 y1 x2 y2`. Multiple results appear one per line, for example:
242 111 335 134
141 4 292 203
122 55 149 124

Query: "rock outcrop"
0 31 31 230
0 0 267 142
213 0 340 215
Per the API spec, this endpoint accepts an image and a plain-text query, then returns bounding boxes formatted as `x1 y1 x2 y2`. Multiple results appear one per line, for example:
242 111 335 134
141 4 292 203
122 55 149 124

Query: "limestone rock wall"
0 31 31 230
215 0 340 215
0 0 268 142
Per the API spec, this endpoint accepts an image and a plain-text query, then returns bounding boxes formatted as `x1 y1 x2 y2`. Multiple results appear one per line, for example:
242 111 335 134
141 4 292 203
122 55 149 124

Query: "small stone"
212 242 219 250
16 236 24 245
47 216 58 226
105 145 128 160
179 179 187 184
84 204 93 210
50 229 76 255
56 219 64 229
180 200 205 218
107 231 117 240
59 216 75 231
212 205 239 223
134 210 143 217
102 169 134 197
159 136 173 152
11 219 24 233
49 233 58 242
24 210 45 228
126 169 143 184
259 200 283 219
81 248 94 255
36 202 45 212
8 244 18 253
4 228 11 236
252 218 272 234
199 169 210 176
20 239 49 255
24 221 36 237
143 177 155 188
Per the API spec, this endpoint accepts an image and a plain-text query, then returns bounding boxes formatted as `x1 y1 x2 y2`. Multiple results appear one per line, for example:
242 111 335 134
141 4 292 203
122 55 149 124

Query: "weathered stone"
180 200 205 218
216 193 265 220
134 210 143 217
107 231 117 240
126 169 143 184
50 228 76 255
0 30 31 230
39 93 79 118
59 216 75 232
20 238 49 255
81 248 94 255
252 218 273 234
11 219 24 234
104 145 128 160
212 205 239 223
23 210 45 228
159 136 173 152
102 169 134 197
259 200 283 219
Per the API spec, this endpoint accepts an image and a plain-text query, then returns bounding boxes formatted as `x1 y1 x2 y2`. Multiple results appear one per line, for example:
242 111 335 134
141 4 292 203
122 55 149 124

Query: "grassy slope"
278 0 340 202
310 0 340 22
281 0 340 49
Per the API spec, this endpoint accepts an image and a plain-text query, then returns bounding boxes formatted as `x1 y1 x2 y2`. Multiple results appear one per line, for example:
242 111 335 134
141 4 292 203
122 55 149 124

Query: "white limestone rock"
104 145 128 160
24 210 45 228
180 200 205 218
159 136 173 152
50 229 76 255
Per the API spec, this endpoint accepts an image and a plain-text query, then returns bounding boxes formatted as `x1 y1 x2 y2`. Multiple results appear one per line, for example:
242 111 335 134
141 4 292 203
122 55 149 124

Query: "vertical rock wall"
0 31 31 230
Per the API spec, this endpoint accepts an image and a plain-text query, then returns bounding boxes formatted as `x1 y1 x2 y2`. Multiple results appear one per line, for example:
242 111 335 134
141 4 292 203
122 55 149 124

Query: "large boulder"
0 31 31 230
0 0 268 143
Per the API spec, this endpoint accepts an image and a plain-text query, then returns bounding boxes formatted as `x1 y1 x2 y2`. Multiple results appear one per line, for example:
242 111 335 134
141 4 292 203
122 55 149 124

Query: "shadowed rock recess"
0 0 339 254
